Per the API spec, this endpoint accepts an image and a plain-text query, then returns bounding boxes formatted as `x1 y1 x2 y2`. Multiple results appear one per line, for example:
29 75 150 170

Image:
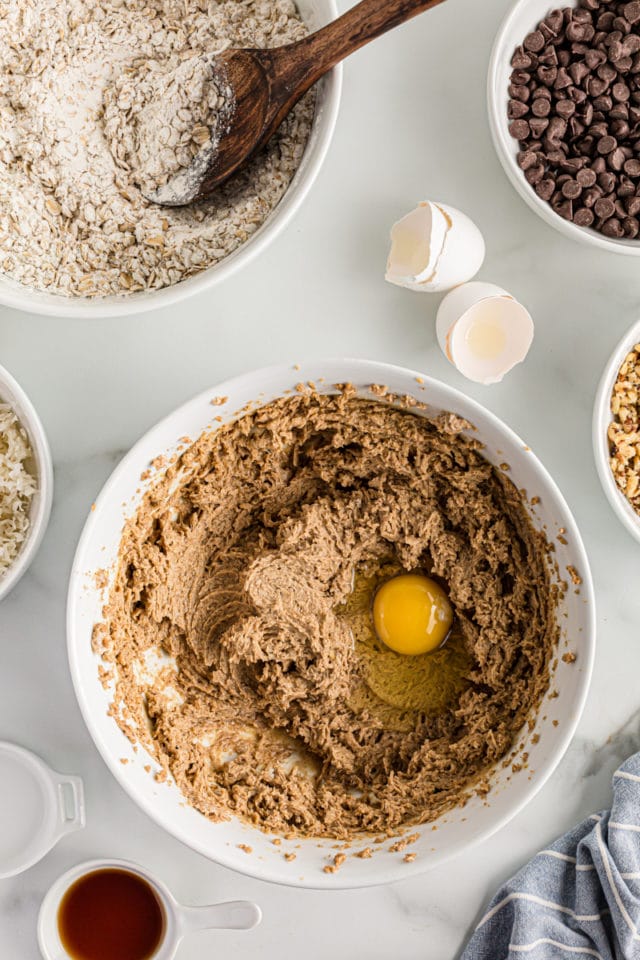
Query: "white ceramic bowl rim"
0 363 53 602
593 320 640 543
487 0 640 255
0 0 342 319
67 358 596 889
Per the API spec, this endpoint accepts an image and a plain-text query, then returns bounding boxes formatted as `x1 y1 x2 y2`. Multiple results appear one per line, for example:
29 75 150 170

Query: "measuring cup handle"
54 774 86 835
179 901 262 935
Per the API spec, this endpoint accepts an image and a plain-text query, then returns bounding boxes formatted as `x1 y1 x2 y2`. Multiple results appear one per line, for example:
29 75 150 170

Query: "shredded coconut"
0 405 36 578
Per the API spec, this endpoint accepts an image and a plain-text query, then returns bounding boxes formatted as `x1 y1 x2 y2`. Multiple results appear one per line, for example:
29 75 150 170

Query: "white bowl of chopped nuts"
594 320 640 543
489 0 640 255
0 0 342 318
0 363 53 602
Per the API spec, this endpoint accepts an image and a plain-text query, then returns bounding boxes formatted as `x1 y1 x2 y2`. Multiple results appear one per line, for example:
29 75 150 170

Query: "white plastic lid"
0 742 85 879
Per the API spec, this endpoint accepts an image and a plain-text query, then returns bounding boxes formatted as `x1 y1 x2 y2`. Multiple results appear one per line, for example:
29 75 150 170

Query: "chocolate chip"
615 56 634 72
586 48 606 68
625 158 640 175
609 146 628 168
509 119 531 139
546 9 565 33
623 215 640 236
626 195 640 214
583 185 604 207
574 207 595 226
537 65 558 85
597 11 616 30
597 134 618 153
581 101 594 126
608 40 625 62
613 81 631 101
569 117 586 138
530 117 550 137
525 164 545 185
511 70 532 85
510 84 531 102
548 116 568 140
524 30 546 52
566 21 594 42
569 61 590 85
618 175 636 196
595 196 616 218
577 167 597 187
598 170 617 191
535 179 556 200
556 99 576 119
602 216 625 235
597 63 618 83
532 97 551 117
613 16 632 34
570 87 588 106
623 34 640 55
625 0 640 23
555 67 573 90
611 118 631 137
589 76 609 97
610 102 630 119
518 150 539 170
561 179 582 199
539 47 559 67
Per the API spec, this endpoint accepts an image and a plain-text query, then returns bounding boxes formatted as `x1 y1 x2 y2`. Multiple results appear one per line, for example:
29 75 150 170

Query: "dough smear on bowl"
98 392 558 839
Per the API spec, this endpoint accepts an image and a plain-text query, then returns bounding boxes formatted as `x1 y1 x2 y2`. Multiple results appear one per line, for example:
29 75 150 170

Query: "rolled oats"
0 0 314 299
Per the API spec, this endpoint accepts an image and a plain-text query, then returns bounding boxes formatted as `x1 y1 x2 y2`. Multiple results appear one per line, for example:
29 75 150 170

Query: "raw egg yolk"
372 574 453 656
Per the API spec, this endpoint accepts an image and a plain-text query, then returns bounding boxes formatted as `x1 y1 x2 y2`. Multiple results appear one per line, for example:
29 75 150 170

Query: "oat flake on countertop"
0 0 313 298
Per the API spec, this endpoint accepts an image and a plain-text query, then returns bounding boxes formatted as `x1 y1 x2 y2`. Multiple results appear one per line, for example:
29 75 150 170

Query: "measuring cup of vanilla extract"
37 859 261 960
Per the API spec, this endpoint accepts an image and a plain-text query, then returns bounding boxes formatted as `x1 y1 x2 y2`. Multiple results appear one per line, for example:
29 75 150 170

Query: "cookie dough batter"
101 393 557 838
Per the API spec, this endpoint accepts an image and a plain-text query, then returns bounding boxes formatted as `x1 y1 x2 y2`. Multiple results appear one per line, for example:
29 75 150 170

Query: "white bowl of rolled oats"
0 0 342 318
0 364 53 602
594 320 640 544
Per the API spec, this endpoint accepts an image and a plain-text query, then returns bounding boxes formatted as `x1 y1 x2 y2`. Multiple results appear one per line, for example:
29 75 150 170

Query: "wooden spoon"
149 0 447 206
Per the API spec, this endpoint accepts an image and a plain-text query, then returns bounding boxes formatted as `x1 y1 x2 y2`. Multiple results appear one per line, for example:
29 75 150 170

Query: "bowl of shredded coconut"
0 364 53 602
0 0 342 318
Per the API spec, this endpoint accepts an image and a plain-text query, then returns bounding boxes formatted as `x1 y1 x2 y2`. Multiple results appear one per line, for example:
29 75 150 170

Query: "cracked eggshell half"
385 202 485 293
436 282 534 385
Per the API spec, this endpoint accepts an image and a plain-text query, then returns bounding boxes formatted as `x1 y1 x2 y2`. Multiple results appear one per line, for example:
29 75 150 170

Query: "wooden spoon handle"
267 0 447 95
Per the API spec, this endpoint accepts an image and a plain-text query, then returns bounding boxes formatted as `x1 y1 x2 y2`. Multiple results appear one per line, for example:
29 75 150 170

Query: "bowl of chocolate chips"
489 0 640 253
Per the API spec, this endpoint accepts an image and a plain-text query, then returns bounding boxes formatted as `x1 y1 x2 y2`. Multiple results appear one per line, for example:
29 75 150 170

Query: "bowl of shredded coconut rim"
0 0 342 318
0 364 53 603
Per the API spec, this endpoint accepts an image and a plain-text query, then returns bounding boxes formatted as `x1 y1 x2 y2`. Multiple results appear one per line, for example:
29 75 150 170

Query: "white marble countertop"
2 0 640 956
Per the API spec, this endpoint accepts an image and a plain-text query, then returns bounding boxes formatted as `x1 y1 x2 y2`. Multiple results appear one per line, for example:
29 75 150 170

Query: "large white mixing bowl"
67 359 595 888
0 0 342 319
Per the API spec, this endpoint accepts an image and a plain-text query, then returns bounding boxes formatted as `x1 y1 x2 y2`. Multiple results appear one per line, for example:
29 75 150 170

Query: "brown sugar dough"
101 393 557 839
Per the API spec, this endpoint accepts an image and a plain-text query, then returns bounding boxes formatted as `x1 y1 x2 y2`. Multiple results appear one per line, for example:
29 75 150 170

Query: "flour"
0 0 313 298
104 52 236 202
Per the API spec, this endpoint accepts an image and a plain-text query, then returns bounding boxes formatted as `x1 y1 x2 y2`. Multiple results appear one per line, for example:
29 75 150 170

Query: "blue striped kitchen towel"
461 754 640 960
